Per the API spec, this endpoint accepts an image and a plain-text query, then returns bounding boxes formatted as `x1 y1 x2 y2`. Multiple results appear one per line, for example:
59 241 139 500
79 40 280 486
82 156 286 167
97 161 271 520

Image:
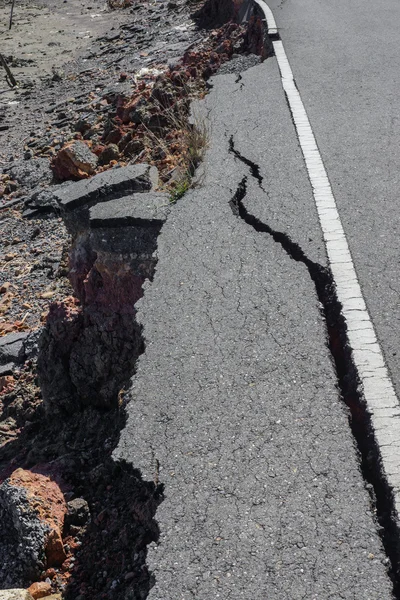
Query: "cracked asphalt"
267 0 400 399
115 58 394 597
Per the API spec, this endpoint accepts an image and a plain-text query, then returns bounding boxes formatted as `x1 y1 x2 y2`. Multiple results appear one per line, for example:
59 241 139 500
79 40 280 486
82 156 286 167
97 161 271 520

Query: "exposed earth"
0 0 268 598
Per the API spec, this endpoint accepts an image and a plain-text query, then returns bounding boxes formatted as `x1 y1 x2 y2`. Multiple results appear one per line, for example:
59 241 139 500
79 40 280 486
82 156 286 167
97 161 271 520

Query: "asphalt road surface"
267 0 400 399
115 54 395 598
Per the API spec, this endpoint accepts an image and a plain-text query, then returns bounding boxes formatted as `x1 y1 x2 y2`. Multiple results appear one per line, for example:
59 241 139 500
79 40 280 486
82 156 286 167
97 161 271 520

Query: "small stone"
66 497 90 526
98 144 120 166
27 582 52 599
0 282 11 294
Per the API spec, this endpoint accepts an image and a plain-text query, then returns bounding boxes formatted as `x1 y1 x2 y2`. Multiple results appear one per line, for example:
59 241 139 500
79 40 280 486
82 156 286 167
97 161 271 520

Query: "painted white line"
257 11 400 512
253 0 278 35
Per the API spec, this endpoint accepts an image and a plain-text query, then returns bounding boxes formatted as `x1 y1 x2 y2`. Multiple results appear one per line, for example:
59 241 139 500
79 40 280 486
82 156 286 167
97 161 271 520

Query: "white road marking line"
258 7 400 511
253 0 278 34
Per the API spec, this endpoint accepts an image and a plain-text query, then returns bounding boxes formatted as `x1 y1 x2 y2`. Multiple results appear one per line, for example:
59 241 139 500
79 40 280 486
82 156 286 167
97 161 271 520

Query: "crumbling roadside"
0 0 269 597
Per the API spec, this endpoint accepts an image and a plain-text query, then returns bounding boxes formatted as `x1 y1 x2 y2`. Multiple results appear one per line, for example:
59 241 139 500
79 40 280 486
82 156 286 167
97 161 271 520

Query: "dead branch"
0 52 17 87
9 0 16 30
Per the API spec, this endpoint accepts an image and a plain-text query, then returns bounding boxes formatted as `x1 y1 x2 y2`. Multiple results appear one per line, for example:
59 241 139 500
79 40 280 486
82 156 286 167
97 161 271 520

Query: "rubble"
0 0 269 597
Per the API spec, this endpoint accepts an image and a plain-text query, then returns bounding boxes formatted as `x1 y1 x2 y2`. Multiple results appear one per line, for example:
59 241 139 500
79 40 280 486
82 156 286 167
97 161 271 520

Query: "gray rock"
0 332 29 366
24 188 59 214
55 164 159 236
0 481 49 586
0 591 34 600
5 157 52 190
0 363 14 376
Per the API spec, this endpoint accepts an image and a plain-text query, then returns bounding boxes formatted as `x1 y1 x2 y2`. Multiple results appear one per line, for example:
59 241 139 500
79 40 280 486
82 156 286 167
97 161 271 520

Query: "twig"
0 52 17 88
9 0 16 30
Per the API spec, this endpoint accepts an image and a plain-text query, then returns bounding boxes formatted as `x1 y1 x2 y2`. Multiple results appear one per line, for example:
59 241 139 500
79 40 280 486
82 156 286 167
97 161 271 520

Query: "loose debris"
0 0 267 597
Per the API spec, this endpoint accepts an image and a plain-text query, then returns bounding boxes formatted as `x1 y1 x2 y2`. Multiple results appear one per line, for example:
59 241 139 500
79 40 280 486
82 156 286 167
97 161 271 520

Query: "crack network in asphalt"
228 136 400 596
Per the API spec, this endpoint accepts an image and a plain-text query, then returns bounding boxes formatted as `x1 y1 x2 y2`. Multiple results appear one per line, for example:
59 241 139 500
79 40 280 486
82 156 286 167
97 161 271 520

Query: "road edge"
255 0 400 588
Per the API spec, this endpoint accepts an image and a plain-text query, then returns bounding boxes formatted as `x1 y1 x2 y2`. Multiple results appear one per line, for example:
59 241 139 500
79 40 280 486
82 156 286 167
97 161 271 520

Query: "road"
115 36 397 598
267 0 400 399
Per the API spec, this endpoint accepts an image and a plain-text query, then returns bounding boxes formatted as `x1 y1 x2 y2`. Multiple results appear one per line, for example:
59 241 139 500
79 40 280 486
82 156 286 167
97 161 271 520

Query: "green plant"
169 176 191 204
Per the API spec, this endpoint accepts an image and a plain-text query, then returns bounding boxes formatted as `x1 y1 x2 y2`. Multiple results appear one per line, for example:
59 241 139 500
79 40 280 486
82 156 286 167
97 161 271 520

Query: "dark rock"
194 0 236 26
24 188 59 214
128 97 149 125
66 498 90 526
0 332 29 366
122 138 144 157
23 329 42 361
0 363 15 376
150 81 175 108
74 114 98 134
98 144 120 166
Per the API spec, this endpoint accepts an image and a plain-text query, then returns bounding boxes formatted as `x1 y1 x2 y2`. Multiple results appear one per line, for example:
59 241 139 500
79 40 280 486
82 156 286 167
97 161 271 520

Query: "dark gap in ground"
0 243 163 598
229 136 265 190
228 143 400 598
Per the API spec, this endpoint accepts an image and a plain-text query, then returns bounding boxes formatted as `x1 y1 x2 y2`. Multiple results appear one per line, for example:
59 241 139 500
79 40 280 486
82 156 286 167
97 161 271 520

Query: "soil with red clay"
0 0 267 597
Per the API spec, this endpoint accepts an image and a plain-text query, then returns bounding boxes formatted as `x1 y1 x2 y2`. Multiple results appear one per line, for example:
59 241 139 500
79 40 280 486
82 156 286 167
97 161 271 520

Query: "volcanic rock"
0 332 29 366
51 141 98 181
98 143 120 166
27 582 51 600
0 469 67 586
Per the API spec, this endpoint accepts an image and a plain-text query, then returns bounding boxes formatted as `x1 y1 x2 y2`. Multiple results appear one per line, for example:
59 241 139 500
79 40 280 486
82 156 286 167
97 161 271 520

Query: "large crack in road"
228 135 400 595
115 55 396 598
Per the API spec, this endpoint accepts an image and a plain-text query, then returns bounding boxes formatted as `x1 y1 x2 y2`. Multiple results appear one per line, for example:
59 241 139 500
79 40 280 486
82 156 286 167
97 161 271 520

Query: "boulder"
0 469 67 586
51 141 98 181
27 582 52 599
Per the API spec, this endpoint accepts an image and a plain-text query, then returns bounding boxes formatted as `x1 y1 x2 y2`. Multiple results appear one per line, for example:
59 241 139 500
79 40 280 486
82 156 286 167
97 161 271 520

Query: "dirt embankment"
0 0 269 598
